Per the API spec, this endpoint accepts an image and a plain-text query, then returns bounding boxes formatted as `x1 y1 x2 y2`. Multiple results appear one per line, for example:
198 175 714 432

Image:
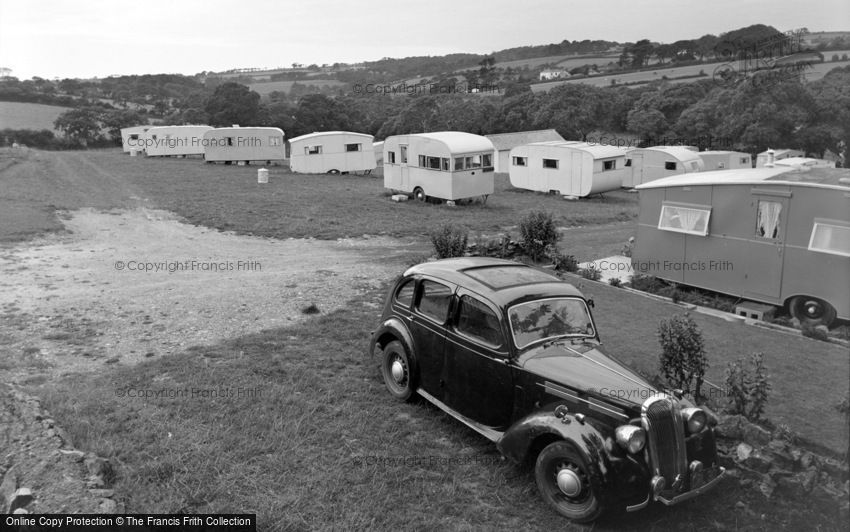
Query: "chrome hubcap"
391 358 405 383
556 467 582 497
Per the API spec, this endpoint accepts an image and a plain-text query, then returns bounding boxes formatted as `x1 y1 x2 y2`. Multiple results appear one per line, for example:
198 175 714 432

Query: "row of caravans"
120 126 379 173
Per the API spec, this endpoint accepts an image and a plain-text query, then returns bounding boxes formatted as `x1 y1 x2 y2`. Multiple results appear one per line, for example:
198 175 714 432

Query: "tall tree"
53 107 102 146
204 82 263 127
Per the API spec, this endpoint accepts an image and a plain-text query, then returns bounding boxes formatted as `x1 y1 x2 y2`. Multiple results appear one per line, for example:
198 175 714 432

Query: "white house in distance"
486 129 564 172
143 125 212 157
202 126 286 164
288 131 376 174
698 150 752 170
508 141 629 198
755 148 804 167
383 131 495 202
623 146 705 187
120 125 150 154
539 69 569 81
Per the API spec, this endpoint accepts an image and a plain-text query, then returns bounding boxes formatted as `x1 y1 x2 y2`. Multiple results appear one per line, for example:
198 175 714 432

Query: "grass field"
532 59 850 90
249 79 347 97
63 150 639 241
0 101 73 132
4 148 848 528
30 285 847 530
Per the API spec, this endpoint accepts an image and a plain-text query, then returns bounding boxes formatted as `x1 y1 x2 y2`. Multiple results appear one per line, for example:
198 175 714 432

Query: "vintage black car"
369 257 725 522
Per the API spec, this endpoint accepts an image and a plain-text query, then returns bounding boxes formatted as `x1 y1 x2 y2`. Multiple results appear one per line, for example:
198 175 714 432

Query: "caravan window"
756 200 782 239
466 155 482 169
442 158 450 171
808 221 850 257
740 157 750 165
602 160 616 171
483 153 493 168
427 157 441 170
665 161 677 170
454 157 465 170
400 145 408 163
387 151 396 164
345 143 361 152
306 145 322 155
269 137 282 146
418 155 426 167
658 203 711 236
512 156 527 167
543 159 558 169
625 159 632 167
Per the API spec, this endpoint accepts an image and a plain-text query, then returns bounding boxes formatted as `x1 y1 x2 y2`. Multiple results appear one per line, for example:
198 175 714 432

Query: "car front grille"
642 395 687 488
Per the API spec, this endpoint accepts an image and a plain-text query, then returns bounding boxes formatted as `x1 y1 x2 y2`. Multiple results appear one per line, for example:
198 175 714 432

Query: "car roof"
403 258 585 307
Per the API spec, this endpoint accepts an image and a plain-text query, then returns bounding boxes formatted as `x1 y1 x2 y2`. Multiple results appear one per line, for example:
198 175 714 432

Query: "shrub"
801 323 829 341
723 352 771 422
550 252 579 272
578 265 602 281
608 277 622 287
430 223 469 259
519 210 560 262
657 314 708 401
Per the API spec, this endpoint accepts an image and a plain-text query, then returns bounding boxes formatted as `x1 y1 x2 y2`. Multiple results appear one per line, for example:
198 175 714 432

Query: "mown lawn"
91 150 638 239
560 272 850 455
30 286 847 530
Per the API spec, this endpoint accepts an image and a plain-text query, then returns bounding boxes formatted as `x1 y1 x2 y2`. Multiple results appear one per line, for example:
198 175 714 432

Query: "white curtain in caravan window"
757 201 782 238
679 208 707 233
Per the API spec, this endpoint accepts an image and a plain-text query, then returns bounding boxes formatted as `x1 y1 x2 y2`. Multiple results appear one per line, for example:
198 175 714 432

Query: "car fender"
370 317 416 365
498 406 620 497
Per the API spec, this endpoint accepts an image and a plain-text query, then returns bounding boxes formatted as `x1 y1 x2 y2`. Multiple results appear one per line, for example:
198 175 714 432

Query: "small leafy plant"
430 223 469 259
578 265 602 281
657 314 708 401
519 210 560 262
723 352 771 421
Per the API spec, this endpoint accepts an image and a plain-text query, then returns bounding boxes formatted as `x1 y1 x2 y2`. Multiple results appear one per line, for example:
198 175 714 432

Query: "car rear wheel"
380 340 417 402
788 296 836 327
413 187 426 202
535 441 603 523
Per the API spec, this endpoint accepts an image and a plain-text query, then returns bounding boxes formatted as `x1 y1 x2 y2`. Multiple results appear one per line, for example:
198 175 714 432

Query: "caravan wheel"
788 296 837 327
413 187 426 202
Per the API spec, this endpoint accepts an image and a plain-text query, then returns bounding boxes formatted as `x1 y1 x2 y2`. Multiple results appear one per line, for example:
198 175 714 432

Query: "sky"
1 0 848 80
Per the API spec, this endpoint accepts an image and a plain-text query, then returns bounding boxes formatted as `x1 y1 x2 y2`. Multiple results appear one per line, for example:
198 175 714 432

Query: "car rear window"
417 280 452 323
395 279 415 307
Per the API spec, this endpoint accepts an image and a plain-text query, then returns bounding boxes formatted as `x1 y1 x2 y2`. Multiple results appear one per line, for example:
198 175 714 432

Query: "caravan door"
744 194 789 301
400 144 410 190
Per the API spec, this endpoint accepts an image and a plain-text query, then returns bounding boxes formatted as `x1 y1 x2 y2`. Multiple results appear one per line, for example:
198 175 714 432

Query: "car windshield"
508 297 595 349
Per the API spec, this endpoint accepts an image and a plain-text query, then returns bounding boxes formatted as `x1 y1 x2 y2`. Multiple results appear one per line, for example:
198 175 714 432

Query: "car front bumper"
626 463 726 512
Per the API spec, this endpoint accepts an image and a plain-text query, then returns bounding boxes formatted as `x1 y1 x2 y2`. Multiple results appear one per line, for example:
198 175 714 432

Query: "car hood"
520 342 659 407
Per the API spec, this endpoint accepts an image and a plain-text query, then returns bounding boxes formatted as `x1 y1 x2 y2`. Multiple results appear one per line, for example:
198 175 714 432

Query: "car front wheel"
380 340 417 402
535 441 604 523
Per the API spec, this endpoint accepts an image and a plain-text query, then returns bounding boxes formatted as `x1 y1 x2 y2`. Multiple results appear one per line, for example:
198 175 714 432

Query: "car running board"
416 388 504 443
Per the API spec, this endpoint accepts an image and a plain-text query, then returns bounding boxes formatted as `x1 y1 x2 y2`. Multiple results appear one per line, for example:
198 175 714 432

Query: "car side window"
416 280 452 323
456 295 504 347
394 279 415 307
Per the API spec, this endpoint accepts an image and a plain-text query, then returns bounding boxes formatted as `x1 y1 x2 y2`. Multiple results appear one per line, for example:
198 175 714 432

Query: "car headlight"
615 425 646 454
682 407 707 434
